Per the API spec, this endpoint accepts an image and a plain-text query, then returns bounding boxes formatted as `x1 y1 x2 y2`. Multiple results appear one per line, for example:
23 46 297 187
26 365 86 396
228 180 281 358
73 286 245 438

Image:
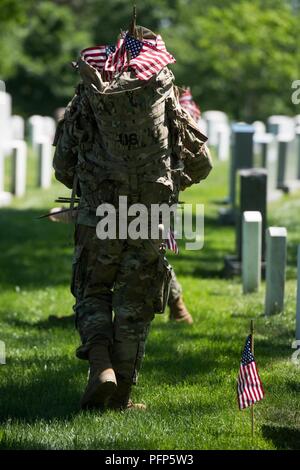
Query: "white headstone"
216 122 230 161
242 211 262 294
12 140 27 197
0 340 5 365
28 115 56 149
253 121 266 136
198 118 207 135
265 227 287 316
0 150 12 206
43 116 56 143
296 246 300 341
28 115 45 148
0 91 12 154
0 80 6 92
203 110 228 146
38 139 53 188
11 115 25 140
295 115 300 127
268 115 295 138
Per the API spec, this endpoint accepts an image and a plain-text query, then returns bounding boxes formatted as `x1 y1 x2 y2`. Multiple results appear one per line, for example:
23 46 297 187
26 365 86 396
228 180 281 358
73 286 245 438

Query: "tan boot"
169 296 193 325
108 378 146 411
80 344 117 410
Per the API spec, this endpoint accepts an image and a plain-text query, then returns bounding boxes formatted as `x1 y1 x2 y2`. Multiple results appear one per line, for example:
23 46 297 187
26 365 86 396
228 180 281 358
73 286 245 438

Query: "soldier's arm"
52 94 81 189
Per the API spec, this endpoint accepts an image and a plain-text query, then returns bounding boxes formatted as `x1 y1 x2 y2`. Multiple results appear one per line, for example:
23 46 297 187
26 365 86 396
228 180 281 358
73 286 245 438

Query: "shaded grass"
0 157 299 450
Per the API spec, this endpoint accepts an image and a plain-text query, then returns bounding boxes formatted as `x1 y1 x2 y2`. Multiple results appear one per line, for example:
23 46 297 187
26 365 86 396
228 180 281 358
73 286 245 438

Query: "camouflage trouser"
72 224 163 384
168 270 182 306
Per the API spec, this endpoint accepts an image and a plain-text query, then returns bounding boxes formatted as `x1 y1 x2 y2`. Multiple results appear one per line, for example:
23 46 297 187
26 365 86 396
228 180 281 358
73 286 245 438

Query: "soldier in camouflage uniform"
49 207 191 325
53 26 212 411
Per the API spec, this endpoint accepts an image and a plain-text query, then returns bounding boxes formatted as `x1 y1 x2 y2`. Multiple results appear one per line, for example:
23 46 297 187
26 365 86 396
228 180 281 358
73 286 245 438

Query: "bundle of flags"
237 335 265 410
80 32 176 82
179 88 201 122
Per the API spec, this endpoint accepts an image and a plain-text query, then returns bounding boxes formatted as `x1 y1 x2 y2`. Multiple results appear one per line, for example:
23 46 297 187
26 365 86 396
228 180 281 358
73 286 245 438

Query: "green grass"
0 153 300 450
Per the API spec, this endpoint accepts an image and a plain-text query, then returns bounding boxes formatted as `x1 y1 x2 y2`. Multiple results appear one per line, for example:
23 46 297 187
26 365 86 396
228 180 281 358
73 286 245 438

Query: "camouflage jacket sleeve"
52 91 82 189
167 86 213 190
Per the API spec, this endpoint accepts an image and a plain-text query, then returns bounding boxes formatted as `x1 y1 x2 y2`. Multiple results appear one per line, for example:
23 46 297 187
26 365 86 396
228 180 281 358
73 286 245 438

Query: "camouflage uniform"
168 270 182 305
53 60 212 388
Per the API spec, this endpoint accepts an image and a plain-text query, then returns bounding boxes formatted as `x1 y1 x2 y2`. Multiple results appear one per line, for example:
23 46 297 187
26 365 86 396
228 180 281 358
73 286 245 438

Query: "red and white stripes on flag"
146 35 168 52
127 38 176 81
80 44 116 81
237 335 265 410
104 37 126 78
166 229 179 255
80 33 175 82
81 45 107 70
179 88 201 122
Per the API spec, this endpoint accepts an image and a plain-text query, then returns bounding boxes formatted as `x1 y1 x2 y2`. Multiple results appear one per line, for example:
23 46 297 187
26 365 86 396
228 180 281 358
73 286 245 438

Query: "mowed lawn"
0 153 300 450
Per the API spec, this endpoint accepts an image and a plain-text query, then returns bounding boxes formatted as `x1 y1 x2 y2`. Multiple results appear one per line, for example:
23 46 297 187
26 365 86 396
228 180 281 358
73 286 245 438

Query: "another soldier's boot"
80 344 117 410
108 376 147 411
169 296 193 325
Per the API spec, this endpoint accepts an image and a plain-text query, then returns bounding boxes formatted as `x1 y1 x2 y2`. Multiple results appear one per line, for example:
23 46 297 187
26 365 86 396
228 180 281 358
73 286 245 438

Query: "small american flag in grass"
237 335 265 410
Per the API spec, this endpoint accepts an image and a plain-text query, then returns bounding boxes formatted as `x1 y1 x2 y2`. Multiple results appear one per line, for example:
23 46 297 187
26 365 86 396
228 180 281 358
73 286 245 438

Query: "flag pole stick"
250 319 255 438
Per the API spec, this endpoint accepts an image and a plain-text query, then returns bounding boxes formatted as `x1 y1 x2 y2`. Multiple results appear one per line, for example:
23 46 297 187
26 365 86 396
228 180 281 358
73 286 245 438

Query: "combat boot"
108 377 146 411
169 296 193 325
80 344 117 410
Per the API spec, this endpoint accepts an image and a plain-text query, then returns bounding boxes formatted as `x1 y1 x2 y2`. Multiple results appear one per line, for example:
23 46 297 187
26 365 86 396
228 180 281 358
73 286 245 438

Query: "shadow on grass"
0 438 48 450
2 313 75 330
262 425 300 450
0 358 85 422
143 322 293 385
0 208 73 289
0 207 232 288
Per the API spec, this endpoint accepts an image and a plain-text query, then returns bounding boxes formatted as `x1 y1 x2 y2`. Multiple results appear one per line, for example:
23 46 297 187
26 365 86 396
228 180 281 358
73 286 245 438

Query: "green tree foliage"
168 1 300 120
0 0 30 78
4 1 90 116
1 0 299 120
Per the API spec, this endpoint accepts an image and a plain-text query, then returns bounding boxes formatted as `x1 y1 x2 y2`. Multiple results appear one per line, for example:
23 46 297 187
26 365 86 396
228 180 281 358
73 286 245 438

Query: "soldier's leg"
72 225 122 409
168 269 193 325
168 268 182 305
109 241 158 409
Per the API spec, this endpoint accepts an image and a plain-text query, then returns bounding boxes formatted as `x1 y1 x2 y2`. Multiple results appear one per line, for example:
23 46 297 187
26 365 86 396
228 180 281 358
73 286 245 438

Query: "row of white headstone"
200 111 300 166
243 212 300 345
0 87 56 206
242 211 288 316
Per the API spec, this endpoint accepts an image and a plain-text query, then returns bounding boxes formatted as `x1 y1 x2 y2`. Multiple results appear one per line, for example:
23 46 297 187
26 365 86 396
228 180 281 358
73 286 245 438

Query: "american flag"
145 34 168 52
124 34 176 81
104 37 127 78
237 335 265 410
179 88 201 122
166 228 179 255
81 45 116 72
